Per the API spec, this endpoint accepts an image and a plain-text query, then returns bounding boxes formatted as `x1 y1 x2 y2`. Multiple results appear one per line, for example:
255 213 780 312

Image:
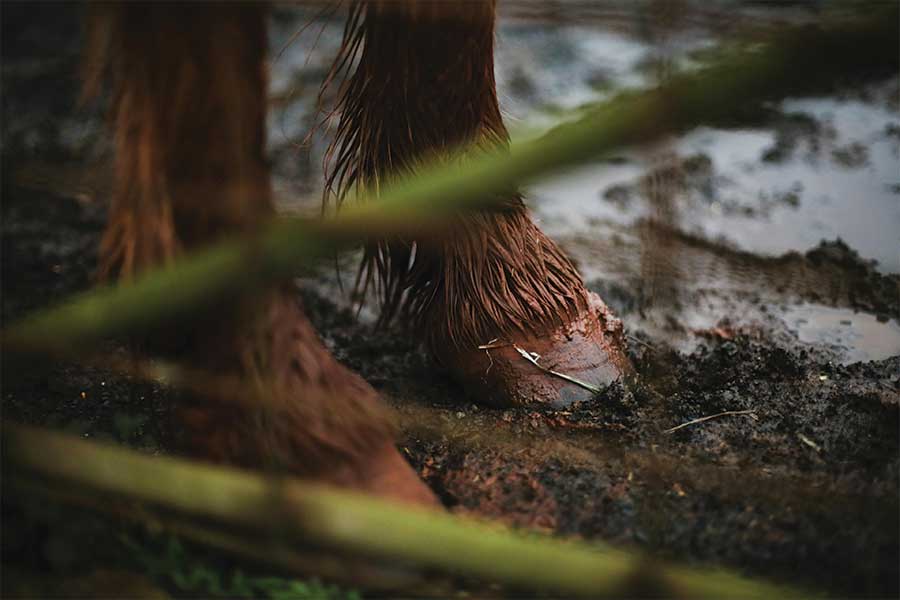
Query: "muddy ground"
2 3 899 599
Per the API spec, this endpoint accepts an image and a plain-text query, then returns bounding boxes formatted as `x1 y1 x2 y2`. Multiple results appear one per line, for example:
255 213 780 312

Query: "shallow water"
526 92 900 273
782 304 900 363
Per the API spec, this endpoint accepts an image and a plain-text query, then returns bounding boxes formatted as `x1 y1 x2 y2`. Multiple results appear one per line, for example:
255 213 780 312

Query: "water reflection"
783 304 900 363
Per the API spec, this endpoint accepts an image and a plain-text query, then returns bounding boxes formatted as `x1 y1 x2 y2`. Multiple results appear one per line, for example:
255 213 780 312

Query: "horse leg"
85 1 435 505
325 1 632 407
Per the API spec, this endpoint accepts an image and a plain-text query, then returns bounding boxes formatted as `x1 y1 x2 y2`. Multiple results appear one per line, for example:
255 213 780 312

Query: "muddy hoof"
438 293 632 408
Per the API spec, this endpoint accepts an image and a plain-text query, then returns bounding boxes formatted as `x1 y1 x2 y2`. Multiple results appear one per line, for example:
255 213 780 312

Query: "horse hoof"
437 293 632 408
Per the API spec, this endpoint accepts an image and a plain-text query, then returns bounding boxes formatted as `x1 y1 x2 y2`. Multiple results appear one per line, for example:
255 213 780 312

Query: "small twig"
626 334 654 350
513 345 603 395
477 338 508 350
478 339 505 375
797 433 822 453
663 410 757 434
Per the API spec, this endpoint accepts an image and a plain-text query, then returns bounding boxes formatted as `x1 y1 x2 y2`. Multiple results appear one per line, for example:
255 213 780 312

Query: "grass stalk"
3 424 805 598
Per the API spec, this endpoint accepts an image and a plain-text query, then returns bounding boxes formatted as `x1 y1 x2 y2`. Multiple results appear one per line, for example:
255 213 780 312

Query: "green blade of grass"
4 424 807 598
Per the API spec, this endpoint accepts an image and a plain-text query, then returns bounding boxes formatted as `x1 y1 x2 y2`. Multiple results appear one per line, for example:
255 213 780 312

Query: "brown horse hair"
322 0 591 353
83 2 395 480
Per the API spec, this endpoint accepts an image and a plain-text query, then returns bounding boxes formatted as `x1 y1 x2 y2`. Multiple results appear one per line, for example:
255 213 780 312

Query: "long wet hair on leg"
83 2 400 484
321 1 592 355
82 3 273 280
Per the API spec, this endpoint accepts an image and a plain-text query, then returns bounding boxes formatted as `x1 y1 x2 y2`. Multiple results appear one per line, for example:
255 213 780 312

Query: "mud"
2 3 899 599
306 258 899 597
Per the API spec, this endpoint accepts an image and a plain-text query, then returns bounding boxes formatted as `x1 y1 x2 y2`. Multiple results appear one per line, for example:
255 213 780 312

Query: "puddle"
509 49 899 276
782 304 900 364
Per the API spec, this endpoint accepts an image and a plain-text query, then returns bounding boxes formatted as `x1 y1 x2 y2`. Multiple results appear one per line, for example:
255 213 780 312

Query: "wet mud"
306 252 899 597
7 185 896 596
3 3 899 598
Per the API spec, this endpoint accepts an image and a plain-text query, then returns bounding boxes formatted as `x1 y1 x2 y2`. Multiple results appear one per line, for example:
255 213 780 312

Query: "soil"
2 3 898 599
4 173 899 598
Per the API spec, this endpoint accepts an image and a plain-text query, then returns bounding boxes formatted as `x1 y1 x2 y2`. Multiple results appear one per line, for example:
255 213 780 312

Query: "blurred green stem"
4 424 804 598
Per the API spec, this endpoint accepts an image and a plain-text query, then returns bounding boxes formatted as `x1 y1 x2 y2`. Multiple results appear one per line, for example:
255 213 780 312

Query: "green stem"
11 477 423 594
3 424 805 598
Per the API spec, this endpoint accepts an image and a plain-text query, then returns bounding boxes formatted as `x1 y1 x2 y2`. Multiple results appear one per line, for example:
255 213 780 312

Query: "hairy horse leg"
84 2 435 505
325 1 632 407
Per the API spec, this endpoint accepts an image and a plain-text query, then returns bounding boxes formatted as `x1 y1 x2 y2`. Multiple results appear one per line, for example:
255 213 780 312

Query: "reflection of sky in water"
495 21 716 128
507 27 900 274
495 25 650 126
782 304 900 363
529 96 900 273
684 98 899 273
